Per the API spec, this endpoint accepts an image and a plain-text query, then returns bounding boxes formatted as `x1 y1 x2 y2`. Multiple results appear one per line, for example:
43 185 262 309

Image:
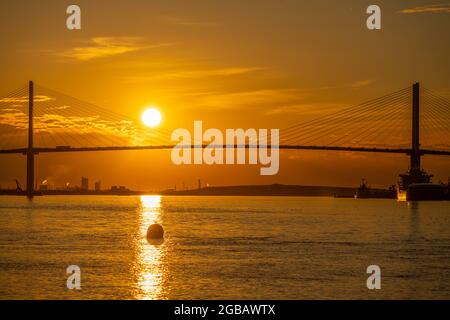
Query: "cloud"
0 95 54 103
0 111 28 130
0 105 168 147
399 4 450 14
121 65 263 83
266 103 346 115
304 80 374 91
195 89 302 109
60 37 172 61
351 80 374 88
189 80 373 111
47 105 70 110
153 67 263 80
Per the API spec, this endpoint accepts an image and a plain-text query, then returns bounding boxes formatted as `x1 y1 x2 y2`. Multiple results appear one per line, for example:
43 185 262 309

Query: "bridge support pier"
26 150 34 198
26 81 34 199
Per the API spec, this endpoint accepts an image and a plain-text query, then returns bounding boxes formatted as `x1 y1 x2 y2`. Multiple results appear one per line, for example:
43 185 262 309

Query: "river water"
0 195 449 299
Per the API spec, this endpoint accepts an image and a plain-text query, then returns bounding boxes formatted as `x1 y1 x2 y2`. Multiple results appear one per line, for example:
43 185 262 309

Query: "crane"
14 179 22 192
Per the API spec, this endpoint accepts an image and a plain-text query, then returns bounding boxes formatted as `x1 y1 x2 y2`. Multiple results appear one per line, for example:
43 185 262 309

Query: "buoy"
147 223 164 240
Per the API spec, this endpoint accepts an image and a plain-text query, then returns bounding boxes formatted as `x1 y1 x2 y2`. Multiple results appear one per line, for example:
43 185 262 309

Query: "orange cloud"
399 4 450 14
60 37 172 61
266 103 345 115
193 89 302 110
0 105 169 148
351 80 374 88
156 67 263 79
0 95 54 103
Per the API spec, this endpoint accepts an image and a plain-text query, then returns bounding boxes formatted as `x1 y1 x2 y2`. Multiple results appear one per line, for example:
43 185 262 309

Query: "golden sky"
0 0 449 190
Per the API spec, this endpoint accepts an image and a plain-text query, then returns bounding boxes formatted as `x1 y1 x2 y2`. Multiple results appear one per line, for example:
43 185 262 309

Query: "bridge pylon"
26 81 34 199
399 82 432 191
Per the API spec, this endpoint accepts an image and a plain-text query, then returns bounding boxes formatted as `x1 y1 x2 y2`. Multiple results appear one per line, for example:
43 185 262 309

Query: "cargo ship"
398 169 448 201
354 179 396 199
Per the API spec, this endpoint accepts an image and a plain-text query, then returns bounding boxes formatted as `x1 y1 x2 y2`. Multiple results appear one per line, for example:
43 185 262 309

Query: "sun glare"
141 108 162 127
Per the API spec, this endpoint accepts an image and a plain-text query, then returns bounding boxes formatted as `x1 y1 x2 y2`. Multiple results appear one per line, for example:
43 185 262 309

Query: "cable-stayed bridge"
0 81 449 198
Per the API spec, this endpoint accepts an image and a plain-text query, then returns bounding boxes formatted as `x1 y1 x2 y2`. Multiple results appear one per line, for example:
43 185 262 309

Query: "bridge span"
0 81 449 198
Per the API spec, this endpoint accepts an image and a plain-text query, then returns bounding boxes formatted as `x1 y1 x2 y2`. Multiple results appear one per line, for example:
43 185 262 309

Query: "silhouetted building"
81 177 89 191
94 181 101 192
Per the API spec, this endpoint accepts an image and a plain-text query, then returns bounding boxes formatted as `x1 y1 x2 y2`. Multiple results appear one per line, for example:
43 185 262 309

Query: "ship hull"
406 183 447 201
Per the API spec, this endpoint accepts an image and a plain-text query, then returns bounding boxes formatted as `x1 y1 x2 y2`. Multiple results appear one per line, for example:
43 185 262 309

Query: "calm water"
0 195 449 299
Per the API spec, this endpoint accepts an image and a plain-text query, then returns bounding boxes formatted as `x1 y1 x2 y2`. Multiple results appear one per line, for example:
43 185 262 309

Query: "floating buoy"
147 223 164 240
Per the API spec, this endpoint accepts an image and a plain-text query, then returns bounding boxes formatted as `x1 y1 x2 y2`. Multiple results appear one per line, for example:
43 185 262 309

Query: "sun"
141 108 162 127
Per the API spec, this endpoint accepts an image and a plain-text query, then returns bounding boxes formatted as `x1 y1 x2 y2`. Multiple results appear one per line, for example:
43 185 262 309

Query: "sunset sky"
0 0 449 190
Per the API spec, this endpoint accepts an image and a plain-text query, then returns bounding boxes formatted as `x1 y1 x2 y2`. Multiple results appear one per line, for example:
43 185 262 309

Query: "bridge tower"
411 82 421 172
398 82 432 191
26 81 34 198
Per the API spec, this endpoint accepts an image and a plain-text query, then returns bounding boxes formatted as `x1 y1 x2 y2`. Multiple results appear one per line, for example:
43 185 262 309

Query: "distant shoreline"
160 184 357 197
0 190 146 196
0 183 359 197
0 183 398 198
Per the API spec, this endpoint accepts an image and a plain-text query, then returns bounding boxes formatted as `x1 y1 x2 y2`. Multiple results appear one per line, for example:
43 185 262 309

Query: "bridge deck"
0 145 449 156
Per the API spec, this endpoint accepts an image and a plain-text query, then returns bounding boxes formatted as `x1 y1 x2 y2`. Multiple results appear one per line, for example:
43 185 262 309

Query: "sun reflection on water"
136 195 165 300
